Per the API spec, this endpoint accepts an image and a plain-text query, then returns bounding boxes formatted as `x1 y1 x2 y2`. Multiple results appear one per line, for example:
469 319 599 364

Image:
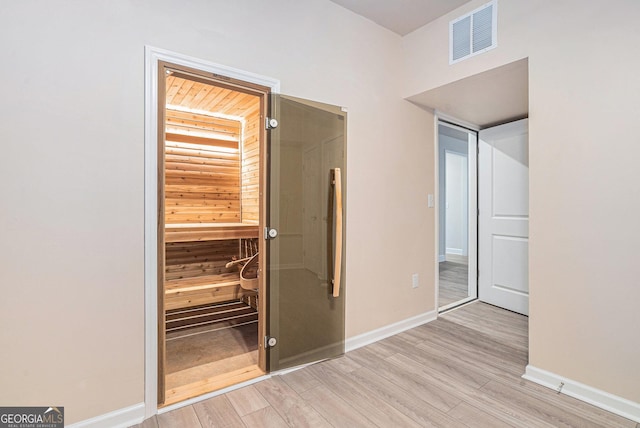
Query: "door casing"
144 46 279 417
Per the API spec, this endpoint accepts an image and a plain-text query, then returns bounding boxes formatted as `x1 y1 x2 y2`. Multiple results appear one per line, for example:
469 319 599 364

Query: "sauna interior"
161 68 265 405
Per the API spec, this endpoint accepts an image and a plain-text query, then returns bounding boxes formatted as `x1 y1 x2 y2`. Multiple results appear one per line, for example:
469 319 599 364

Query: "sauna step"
166 301 257 335
165 273 241 293
165 273 257 310
165 223 260 242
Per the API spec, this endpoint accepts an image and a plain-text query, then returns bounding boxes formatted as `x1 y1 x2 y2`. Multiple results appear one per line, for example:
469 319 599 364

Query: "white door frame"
435 115 479 312
143 46 279 417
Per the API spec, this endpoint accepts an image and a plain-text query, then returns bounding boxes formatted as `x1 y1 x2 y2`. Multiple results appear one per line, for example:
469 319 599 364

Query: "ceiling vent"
450 1 497 64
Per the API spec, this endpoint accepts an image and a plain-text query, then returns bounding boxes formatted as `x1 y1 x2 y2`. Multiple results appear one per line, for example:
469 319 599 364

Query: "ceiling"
165 74 260 119
329 0 471 35
164 74 260 145
408 58 529 128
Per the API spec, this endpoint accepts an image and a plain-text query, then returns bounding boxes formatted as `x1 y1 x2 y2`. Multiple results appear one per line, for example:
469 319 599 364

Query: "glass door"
267 95 346 371
438 122 478 312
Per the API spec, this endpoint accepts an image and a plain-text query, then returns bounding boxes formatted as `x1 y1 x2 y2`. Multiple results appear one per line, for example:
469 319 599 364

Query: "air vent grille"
452 16 471 61
450 1 497 64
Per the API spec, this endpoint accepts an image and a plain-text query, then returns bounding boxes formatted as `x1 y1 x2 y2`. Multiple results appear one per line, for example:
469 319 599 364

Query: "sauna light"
165 127 238 142
166 104 245 125
165 140 239 154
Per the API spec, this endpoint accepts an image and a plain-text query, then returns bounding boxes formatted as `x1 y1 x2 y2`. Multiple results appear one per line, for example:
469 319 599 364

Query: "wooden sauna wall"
165 110 242 224
241 103 261 224
165 240 238 282
162 76 263 310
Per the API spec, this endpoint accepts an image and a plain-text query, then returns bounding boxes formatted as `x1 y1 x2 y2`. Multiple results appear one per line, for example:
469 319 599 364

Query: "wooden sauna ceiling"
166 75 260 120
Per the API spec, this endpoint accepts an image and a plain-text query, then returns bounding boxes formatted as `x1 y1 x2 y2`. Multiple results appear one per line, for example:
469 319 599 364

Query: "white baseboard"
345 310 437 352
523 365 640 423
438 254 446 262
67 403 145 428
445 248 463 255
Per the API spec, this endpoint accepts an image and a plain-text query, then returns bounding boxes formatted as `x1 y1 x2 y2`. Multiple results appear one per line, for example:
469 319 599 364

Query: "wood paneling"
166 109 240 140
165 240 237 281
165 141 241 224
165 240 245 309
164 77 261 226
242 109 261 224
166 75 260 119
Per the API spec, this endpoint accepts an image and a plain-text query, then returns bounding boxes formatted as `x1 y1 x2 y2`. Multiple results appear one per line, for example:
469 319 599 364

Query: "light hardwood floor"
439 260 469 307
135 302 637 428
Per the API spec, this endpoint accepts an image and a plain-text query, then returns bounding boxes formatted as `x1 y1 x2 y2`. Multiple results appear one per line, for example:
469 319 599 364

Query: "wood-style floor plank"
241 407 289 428
347 366 466 427
131 415 159 428
359 352 463 413
448 402 515 428
134 302 636 428
300 384 377 428
280 366 322 394
481 379 606 427
253 377 332 427
305 361 423 427
157 406 201 428
317 353 362 374
192 394 244 428
225 385 269 417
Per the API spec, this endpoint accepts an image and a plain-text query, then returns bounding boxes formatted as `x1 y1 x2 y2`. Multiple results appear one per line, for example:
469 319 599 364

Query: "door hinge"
264 227 278 240
265 117 278 129
264 335 277 349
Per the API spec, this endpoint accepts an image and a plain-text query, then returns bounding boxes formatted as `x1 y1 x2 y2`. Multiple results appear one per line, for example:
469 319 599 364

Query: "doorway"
437 122 478 312
157 62 270 406
145 49 347 412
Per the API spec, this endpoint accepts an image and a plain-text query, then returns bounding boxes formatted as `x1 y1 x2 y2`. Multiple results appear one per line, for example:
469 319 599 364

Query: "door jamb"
144 46 279 418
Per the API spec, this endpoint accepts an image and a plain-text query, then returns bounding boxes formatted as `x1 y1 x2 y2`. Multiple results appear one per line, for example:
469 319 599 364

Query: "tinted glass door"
267 95 346 371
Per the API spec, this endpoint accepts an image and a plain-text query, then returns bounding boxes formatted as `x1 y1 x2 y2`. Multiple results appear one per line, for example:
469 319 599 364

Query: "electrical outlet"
412 273 419 289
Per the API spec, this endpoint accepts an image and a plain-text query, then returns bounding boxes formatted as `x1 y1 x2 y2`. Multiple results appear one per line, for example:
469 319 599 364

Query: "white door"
479 119 529 315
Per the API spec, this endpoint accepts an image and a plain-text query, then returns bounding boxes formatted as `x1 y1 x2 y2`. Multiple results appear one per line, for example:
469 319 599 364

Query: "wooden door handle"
332 168 343 298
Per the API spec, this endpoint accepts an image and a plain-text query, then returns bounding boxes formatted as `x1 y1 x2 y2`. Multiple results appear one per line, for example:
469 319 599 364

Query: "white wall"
405 0 640 405
0 0 434 424
445 151 468 256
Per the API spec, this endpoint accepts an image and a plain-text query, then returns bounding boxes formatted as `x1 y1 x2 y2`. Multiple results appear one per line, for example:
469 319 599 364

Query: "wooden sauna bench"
165 223 260 243
164 223 259 310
